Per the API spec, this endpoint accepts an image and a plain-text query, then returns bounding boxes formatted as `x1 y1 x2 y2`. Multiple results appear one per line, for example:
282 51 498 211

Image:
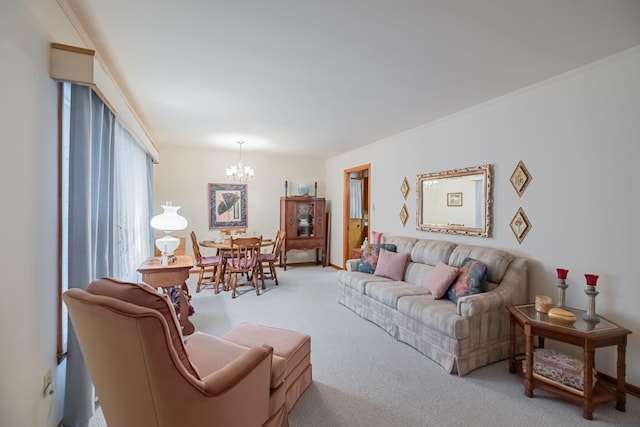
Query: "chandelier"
226 141 254 182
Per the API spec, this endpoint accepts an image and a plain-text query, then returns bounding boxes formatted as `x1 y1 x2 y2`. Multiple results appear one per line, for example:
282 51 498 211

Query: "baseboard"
597 372 640 398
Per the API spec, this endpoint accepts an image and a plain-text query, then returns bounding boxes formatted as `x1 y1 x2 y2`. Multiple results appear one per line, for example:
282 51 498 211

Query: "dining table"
199 238 274 290
199 237 273 251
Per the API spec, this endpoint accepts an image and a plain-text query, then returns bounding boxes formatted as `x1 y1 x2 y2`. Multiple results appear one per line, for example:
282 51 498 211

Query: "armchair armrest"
201 345 273 396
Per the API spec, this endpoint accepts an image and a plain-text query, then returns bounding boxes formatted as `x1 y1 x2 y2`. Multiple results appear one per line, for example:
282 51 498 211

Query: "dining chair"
258 230 286 287
226 236 263 298
190 231 224 293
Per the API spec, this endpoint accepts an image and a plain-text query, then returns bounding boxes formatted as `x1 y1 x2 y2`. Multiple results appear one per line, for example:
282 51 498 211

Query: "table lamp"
150 201 188 262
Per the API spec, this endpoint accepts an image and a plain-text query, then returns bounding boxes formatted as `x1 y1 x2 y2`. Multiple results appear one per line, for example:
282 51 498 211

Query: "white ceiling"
64 0 640 158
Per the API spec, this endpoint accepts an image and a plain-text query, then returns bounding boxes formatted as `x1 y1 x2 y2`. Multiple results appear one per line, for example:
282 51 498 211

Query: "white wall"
154 145 325 264
0 2 71 426
327 46 640 385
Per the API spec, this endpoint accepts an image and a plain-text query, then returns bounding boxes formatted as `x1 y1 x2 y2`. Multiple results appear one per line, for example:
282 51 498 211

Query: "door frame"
343 163 371 268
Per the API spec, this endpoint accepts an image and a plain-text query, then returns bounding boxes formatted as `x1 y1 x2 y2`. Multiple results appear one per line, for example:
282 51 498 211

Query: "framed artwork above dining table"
209 183 248 229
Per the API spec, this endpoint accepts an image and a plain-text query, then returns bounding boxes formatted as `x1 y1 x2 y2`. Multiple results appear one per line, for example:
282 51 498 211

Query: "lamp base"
155 235 180 262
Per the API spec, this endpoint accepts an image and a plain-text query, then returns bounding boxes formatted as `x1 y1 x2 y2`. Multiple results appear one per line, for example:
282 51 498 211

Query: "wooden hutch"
279 197 326 270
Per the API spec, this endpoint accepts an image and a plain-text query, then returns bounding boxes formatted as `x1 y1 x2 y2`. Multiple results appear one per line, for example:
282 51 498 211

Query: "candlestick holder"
582 286 600 323
555 268 569 308
556 278 568 308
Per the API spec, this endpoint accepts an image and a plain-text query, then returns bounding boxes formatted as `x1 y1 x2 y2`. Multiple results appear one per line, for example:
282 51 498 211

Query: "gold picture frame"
400 203 409 226
401 177 410 200
510 207 531 244
510 160 532 197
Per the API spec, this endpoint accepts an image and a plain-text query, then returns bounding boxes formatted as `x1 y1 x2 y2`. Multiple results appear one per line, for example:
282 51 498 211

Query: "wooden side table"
508 304 631 420
137 255 195 335
349 248 364 260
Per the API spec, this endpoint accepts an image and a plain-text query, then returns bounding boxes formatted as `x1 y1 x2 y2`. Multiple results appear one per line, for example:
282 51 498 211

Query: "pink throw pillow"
371 231 383 244
374 248 408 281
426 261 460 299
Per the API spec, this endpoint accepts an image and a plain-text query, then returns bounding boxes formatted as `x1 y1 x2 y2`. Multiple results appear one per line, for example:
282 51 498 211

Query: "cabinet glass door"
296 202 315 237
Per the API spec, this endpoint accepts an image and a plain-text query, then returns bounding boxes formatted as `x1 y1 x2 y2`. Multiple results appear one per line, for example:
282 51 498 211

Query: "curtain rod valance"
50 43 159 163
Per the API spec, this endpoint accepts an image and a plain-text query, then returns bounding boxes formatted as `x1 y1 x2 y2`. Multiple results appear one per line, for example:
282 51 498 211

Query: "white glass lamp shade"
150 202 188 255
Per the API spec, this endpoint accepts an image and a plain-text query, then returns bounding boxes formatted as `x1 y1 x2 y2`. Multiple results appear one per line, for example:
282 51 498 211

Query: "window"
57 82 154 362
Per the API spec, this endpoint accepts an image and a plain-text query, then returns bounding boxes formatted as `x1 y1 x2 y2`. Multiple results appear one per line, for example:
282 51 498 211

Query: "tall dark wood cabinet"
280 197 326 270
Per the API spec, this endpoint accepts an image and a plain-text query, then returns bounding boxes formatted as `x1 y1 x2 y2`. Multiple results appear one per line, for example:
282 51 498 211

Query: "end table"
508 304 631 420
137 255 195 335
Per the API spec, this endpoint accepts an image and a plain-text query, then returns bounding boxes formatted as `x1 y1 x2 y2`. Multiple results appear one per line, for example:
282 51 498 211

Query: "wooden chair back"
227 236 263 298
190 231 203 263
271 230 286 257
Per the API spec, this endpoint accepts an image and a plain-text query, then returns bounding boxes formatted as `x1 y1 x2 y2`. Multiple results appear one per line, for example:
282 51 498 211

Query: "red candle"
585 274 599 286
556 268 569 280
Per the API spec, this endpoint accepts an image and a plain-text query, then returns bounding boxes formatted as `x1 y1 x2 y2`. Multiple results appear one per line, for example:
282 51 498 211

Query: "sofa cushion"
382 236 419 257
447 258 488 303
410 239 457 266
426 262 460 299
374 248 408 280
371 230 383 244
87 278 200 379
403 262 433 287
396 295 469 339
448 245 514 283
337 270 391 293
357 243 397 274
365 282 430 309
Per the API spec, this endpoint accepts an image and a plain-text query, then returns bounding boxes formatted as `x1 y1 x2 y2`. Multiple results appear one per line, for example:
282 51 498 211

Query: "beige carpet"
89 265 639 426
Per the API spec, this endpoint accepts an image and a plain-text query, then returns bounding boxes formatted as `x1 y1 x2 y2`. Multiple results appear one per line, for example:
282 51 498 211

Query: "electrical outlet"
42 369 53 397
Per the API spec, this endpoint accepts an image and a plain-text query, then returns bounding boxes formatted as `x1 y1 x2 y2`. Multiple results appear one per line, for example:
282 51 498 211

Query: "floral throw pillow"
446 257 488 303
357 243 397 274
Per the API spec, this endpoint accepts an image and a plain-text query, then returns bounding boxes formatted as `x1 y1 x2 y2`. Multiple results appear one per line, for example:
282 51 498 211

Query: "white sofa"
337 235 529 376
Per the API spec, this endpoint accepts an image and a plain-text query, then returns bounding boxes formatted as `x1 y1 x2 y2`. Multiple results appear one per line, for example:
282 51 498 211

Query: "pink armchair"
63 278 288 427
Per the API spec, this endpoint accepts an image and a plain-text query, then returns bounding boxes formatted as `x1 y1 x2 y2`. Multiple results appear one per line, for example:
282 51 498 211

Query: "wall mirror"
417 164 493 237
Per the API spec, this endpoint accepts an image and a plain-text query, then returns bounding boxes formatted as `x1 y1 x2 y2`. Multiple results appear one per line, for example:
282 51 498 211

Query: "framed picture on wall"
209 183 248 229
447 192 463 207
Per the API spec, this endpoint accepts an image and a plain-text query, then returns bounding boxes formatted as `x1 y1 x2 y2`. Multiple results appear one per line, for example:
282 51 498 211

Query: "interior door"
343 164 370 268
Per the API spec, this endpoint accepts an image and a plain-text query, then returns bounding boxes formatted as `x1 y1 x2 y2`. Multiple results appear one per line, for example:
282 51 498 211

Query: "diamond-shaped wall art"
400 177 410 200
509 207 531 244
400 204 409 226
510 160 532 197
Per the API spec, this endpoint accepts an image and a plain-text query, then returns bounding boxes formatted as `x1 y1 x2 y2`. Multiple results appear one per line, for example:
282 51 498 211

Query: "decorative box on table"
523 348 596 395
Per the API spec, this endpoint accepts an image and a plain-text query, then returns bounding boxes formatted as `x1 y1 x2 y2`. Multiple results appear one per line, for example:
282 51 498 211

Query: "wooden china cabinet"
280 197 326 270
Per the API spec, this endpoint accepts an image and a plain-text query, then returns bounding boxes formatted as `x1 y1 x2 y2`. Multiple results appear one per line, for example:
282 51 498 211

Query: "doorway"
343 164 370 268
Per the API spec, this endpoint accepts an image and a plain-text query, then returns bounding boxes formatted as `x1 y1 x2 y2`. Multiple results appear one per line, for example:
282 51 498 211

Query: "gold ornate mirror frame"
417 164 493 237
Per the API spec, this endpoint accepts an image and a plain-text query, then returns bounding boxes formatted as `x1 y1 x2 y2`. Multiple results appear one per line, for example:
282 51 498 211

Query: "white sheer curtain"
62 84 153 426
114 119 153 281
350 178 363 219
